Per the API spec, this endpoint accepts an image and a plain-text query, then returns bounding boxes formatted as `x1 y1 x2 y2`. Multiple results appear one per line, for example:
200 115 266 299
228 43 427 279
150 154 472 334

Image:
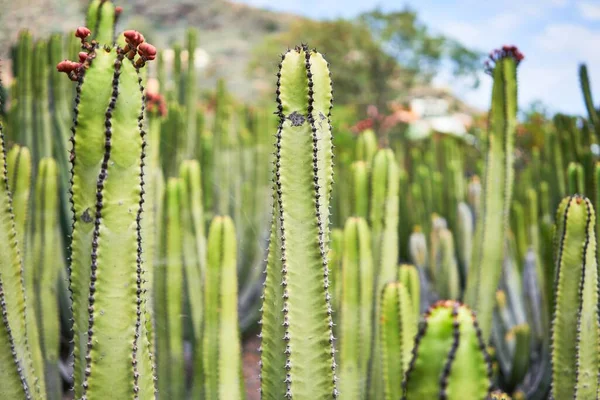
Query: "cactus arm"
579 64 600 139
444 305 491 399
7 145 31 251
466 50 518 342
403 303 455 399
86 0 116 45
403 301 491 400
164 179 185 399
339 218 361 399
398 264 420 325
203 212 221 400
0 114 34 398
68 48 115 396
356 218 373 395
260 46 337 399
216 217 244 399
32 159 62 400
350 161 368 219
551 196 600 399
380 283 405 400
180 160 205 338
259 200 287 400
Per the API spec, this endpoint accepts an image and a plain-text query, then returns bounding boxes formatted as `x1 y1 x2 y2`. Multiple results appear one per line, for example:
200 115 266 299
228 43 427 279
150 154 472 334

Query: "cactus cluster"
1 1 600 399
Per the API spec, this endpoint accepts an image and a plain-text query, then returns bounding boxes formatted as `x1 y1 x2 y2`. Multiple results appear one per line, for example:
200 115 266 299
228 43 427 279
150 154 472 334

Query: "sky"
236 0 600 116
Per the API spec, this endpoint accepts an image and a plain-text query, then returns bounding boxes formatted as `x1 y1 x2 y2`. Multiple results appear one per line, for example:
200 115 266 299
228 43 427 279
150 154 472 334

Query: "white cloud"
535 23 600 64
578 1 600 20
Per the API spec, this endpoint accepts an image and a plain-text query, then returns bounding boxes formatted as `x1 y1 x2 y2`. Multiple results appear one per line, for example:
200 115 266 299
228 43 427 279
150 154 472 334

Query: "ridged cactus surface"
260 45 337 400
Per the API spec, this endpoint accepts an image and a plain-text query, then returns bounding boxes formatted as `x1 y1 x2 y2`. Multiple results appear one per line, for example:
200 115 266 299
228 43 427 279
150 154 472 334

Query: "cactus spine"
338 217 373 399
203 216 244 400
403 301 492 399
60 4 157 397
260 46 337 399
465 47 521 341
551 195 600 398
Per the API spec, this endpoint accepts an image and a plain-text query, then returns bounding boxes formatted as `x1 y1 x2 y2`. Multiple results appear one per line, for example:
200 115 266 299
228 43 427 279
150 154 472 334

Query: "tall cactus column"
465 46 522 341
58 6 158 397
260 45 337 399
0 95 41 398
551 195 600 398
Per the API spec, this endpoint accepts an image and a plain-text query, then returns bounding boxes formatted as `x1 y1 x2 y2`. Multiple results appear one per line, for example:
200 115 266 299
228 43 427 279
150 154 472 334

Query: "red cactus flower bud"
138 43 157 61
56 60 81 73
115 6 123 15
78 52 89 62
123 30 145 47
75 27 91 40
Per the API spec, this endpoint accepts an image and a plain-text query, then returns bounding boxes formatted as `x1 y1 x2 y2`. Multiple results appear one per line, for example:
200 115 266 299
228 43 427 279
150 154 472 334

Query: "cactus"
551 195 600 398
350 161 369 219
456 201 473 275
380 281 417 400
203 216 244 400
260 45 337 399
338 217 373 399
465 46 521 341
6 145 32 252
398 264 420 325
156 178 184 398
57 7 158 397
567 161 585 195
403 300 492 400
0 95 41 399
178 160 206 397
579 63 600 140
369 147 399 400
30 158 62 400
355 128 377 163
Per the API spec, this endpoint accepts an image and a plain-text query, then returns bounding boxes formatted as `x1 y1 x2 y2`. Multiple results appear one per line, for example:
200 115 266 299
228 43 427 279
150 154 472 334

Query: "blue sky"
237 0 600 115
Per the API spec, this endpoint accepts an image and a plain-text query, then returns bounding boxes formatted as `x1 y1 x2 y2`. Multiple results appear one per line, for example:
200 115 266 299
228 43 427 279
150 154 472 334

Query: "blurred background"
2 0 598 116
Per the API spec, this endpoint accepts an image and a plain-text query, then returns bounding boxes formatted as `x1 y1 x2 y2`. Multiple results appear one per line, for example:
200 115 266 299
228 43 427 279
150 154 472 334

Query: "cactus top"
57 26 156 82
484 45 524 75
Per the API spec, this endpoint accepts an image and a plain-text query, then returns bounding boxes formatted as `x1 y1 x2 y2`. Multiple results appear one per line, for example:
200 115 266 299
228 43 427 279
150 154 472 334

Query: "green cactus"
156 178 184 399
59 11 157 398
403 300 492 400
355 128 377 163
0 104 41 399
567 161 585 194
456 202 473 275
551 195 600 398
260 45 337 399
184 29 198 159
203 216 244 400
179 160 206 397
369 147 399 400
329 228 344 321
465 47 520 342
338 217 373 400
6 145 31 250
380 281 417 400
350 161 368 219
30 158 62 400
579 63 600 140
398 264 420 325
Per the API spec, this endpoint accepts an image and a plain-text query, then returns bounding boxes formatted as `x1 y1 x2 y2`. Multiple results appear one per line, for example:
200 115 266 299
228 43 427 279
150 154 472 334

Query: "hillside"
0 0 477 113
0 0 300 100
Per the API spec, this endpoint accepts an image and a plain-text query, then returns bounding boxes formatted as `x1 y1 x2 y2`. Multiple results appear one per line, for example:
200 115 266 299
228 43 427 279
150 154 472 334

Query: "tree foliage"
250 8 482 111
